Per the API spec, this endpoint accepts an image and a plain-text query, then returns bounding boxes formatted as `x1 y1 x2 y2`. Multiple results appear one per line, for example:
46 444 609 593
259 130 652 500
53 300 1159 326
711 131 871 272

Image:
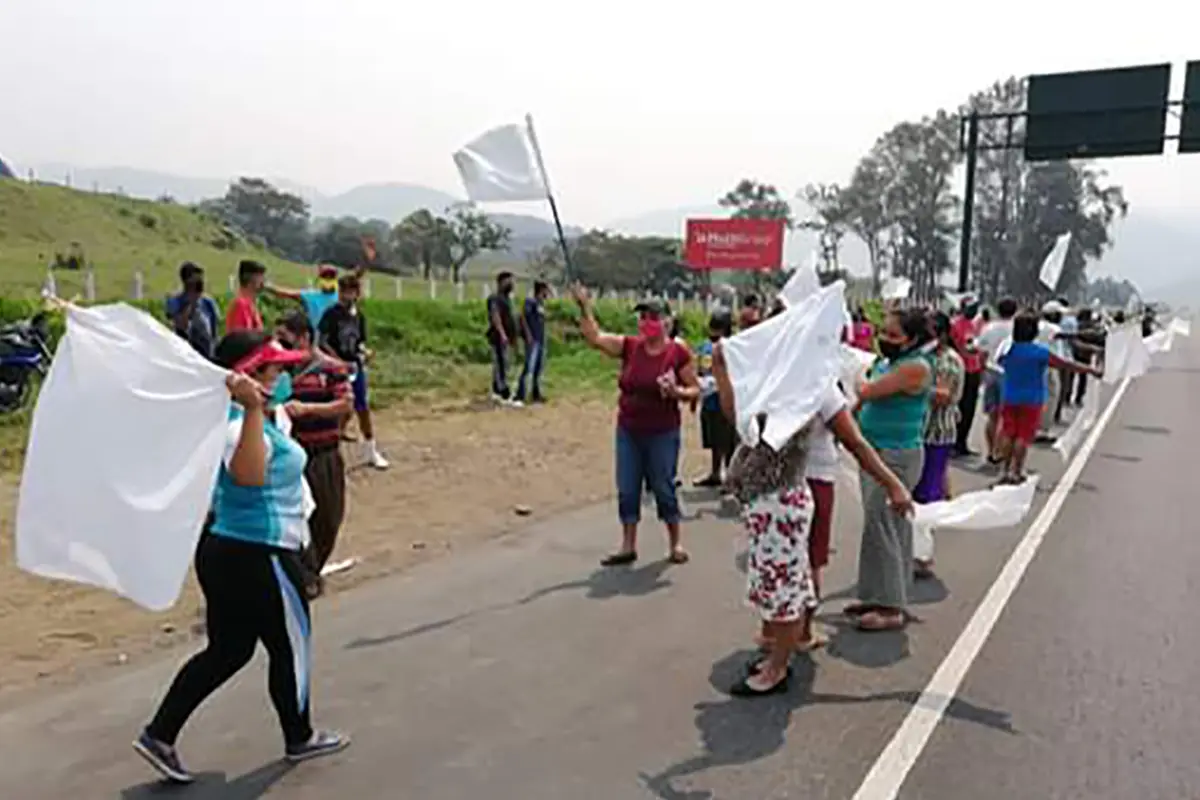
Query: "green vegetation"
0 180 316 301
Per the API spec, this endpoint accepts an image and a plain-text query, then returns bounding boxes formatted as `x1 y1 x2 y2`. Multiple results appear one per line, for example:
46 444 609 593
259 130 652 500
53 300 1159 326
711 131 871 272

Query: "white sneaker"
507 399 525 408
364 442 389 470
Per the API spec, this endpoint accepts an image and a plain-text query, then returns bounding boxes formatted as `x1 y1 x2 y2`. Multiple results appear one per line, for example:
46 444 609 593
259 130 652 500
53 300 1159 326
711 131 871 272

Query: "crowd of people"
129 262 1150 781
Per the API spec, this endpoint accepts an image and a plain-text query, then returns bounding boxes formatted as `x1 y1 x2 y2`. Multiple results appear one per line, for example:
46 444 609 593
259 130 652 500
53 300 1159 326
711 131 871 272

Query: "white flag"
1169 317 1191 338
779 257 821 306
1103 325 1151 384
16 304 231 611
721 281 846 448
453 122 547 203
881 276 912 300
1039 232 1071 291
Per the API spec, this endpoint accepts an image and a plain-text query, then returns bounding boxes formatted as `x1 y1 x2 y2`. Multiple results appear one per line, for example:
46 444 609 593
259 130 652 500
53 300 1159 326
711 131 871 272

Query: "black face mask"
878 338 908 360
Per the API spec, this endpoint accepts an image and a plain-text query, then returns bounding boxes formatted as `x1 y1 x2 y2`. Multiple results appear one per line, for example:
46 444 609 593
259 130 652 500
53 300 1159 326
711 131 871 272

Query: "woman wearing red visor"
134 330 349 784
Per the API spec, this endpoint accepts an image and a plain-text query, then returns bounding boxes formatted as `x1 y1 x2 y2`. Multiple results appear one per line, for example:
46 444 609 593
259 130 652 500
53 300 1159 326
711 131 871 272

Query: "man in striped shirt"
276 311 354 596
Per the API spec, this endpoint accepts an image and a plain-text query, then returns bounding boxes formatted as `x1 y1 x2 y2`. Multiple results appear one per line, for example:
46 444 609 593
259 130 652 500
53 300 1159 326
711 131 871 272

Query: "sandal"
842 602 879 617
667 549 690 565
600 551 637 567
857 610 906 631
731 666 792 697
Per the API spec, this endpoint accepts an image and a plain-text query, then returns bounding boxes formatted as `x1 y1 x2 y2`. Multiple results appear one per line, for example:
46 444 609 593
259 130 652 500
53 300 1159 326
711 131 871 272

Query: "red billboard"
683 218 786 270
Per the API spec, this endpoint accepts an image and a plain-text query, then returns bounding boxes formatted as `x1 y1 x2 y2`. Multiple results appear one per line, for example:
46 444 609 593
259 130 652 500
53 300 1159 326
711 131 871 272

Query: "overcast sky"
2 0 1198 226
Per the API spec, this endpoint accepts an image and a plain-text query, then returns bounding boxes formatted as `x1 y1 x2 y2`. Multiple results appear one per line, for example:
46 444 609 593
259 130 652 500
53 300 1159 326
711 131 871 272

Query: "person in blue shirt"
998 312 1100 484
514 280 551 404
694 310 736 487
268 264 358 334
164 262 220 359
134 330 350 785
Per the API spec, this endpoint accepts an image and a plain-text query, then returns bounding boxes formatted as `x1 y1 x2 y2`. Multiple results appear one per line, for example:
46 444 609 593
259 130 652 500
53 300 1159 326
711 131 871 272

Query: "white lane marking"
852 377 1134 800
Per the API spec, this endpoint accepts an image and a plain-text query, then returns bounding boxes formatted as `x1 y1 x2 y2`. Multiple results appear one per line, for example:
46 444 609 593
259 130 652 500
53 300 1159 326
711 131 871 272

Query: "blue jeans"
515 339 545 401
490 339 510 399
616 426 681 525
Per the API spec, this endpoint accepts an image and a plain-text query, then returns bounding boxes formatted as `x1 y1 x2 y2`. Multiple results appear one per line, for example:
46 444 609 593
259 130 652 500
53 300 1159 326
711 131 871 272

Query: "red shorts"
806 478 835 569
1001 404 1042 444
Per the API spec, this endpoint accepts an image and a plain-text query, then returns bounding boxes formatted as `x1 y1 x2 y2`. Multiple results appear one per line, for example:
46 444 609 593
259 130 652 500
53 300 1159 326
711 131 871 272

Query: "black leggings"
147 533 314 747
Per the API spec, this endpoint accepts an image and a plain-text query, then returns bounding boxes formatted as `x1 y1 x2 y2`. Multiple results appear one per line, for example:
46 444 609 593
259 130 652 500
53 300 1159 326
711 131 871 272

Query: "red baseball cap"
317 264 339 279
233 339 309 374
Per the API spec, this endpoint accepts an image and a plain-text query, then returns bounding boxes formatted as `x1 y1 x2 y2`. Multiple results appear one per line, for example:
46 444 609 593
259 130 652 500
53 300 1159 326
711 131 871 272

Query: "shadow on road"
638 649 1017 799
345 560 674 651
1124 423 1171 436
121 761 292 800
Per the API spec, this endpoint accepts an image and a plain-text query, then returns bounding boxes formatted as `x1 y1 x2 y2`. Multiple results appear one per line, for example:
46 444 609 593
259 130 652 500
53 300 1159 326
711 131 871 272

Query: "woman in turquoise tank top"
846 308 934 632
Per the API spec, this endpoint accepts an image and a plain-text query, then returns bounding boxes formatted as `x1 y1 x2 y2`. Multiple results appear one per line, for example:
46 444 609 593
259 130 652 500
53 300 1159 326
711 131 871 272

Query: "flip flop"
857 610 906 632
842 602 879 617
667 549 690 565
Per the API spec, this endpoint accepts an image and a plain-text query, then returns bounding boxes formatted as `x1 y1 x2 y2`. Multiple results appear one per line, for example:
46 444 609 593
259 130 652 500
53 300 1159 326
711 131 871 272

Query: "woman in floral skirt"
711 344 913 697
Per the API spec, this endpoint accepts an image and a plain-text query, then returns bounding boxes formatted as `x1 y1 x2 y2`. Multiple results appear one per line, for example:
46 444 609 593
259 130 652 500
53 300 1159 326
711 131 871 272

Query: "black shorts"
700 407 737 452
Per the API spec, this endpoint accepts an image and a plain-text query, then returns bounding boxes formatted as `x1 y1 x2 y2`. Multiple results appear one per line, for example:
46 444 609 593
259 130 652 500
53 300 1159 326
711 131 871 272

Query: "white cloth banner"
452 122 547 203
882 276 912 300
1103 325 1151 384
16 304 231 611
1169 317 1191 338
1038 232 1071 290
837 343 877 407
1053 385 1101 462
912 476 1039 530
1144 329 1173 354
721 281 846 448
779 257 821 307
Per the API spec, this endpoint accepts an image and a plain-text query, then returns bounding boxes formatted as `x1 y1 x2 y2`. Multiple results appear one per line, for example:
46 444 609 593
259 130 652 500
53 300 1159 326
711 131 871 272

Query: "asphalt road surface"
0 335 1195 800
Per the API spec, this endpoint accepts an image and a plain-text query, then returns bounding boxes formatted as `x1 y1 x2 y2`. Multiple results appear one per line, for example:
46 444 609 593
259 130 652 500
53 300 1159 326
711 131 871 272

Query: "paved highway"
0 336 1193 799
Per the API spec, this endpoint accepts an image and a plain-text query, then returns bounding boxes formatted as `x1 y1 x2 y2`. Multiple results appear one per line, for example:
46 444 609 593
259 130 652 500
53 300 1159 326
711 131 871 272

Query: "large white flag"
1039 232 1071 291
913 476 1039 530
721 281 846 448
453 121 548 203
881 276 912 300
16 304 231 611
1053 386 1101 462
1103 324 1151 384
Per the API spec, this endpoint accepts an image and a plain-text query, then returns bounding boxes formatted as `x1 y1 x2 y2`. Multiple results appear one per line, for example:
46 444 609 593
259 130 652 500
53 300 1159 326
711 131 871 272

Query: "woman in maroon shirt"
573 287 701 566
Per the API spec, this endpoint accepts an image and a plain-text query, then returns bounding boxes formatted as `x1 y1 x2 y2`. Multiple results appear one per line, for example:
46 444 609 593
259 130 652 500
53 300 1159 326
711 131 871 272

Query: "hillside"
0 181 314 300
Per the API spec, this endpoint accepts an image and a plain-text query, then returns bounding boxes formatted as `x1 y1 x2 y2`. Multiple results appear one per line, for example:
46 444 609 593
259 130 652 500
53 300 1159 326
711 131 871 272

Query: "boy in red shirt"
225 260 267 332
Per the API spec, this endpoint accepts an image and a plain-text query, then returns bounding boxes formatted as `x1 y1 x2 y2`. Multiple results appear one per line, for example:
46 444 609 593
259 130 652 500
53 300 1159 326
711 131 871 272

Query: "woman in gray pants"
845 308 934 632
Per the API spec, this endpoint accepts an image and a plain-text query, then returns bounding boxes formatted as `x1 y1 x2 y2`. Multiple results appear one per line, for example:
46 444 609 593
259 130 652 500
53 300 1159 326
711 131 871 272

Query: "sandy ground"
0 397 711 696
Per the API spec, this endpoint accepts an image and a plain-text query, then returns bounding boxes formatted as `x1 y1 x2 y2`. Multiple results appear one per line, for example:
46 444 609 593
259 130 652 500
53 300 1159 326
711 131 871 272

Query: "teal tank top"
858 351 933 451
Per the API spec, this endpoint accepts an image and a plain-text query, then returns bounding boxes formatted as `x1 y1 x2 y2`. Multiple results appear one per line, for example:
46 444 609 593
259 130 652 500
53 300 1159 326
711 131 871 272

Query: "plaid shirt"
289 357 351 450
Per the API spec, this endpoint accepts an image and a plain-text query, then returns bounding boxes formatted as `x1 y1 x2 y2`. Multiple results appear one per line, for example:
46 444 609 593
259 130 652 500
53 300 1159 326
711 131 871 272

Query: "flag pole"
524 114 574 284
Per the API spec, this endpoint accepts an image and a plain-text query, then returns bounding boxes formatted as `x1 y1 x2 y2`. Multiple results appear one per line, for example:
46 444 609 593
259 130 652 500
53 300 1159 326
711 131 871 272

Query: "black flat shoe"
600 551 637 567
730 667 792 697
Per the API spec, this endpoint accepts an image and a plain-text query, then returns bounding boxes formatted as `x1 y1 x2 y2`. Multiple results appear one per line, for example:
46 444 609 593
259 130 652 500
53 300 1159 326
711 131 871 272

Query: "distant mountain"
29 164 584 258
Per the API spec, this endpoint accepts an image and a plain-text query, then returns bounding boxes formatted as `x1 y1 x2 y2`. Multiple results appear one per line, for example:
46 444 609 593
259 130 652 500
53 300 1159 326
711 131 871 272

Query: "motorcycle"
0 312 53 413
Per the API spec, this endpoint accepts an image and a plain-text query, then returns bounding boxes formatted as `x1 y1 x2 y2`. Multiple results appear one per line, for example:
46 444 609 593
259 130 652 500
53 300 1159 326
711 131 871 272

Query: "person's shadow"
345 560 674 650
121 761 292 800
638 650 815 800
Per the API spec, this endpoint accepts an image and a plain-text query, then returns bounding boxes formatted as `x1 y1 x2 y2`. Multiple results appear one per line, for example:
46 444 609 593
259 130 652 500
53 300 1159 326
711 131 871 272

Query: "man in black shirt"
318 275 389 469
486 271 519 404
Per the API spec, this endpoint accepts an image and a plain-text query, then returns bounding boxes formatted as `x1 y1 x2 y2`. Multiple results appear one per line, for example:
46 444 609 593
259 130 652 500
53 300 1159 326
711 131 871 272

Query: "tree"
718 179 794 225
798 183 850 278
311 217 395 271
390 209 453 278
443 205 512 283
840 112 960 300
217 178 312 261
965 78 1128 300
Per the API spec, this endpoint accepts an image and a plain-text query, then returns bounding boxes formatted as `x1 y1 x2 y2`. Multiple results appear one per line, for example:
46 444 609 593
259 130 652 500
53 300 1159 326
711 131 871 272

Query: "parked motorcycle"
0 312 53 412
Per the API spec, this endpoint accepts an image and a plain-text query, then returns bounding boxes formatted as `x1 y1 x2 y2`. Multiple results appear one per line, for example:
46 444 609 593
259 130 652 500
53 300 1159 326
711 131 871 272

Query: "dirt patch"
0 398 710 696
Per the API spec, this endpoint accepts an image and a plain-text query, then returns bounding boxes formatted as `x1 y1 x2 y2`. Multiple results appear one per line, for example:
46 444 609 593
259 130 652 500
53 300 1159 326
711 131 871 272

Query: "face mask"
878 338 906 360
269 372 293 406
638 318 665 339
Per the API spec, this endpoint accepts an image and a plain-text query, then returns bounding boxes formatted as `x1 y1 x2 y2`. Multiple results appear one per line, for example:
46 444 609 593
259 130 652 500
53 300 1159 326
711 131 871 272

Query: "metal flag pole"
524 113 574 283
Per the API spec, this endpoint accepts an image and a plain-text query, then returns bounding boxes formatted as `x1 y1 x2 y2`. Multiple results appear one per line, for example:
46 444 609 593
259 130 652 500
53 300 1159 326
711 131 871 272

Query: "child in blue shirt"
998 312 1101 483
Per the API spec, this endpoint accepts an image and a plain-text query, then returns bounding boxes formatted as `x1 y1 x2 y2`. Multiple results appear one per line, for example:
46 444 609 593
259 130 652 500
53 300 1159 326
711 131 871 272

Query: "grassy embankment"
0 180 709 468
